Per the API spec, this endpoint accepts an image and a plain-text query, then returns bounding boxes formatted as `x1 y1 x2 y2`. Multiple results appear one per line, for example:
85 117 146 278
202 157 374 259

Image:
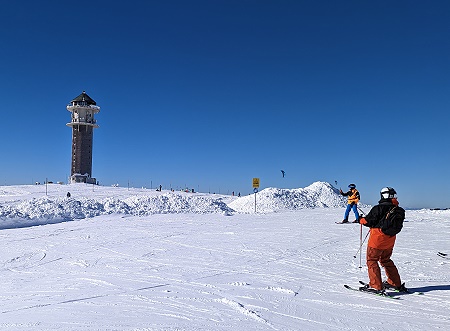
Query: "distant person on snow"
358 187 406 294
340 183 360 223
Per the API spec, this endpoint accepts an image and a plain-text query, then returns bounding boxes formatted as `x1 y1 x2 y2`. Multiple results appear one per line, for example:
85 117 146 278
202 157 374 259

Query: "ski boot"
359 283 385 295
383 281 408 293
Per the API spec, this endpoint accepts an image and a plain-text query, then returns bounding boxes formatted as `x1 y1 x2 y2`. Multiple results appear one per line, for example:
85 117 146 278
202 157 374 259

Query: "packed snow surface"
0 182 449 330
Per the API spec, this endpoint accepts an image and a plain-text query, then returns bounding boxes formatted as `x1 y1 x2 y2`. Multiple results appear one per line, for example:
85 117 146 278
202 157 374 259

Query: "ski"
438 252 449 259
358 281 424 295
344 284 400 300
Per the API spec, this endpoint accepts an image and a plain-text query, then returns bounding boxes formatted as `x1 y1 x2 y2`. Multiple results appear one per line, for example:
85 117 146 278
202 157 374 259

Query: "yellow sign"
252 178 260 188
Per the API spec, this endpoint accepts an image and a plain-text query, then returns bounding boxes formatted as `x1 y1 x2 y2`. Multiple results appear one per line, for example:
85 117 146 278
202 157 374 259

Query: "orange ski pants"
366 246 401 290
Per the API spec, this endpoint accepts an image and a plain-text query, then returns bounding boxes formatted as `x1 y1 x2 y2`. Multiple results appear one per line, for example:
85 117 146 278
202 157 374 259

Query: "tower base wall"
70 174 97 184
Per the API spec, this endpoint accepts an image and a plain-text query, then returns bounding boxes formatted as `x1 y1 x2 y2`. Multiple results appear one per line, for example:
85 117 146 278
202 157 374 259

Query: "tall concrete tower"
66 91 100 184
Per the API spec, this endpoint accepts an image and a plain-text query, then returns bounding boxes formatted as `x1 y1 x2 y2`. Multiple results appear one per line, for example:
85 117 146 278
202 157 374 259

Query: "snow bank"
229 181 347 213
0 181 354 228
0 193 234 229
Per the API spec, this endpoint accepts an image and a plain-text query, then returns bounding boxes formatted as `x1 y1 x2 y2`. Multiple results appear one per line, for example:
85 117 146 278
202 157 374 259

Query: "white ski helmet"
380 187 397 199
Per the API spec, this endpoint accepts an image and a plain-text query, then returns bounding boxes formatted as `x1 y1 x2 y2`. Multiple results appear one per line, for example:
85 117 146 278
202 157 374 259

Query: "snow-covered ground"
0 182 449 330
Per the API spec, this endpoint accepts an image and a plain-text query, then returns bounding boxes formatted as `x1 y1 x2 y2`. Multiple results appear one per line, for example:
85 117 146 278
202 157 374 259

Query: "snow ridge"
229 181 347 213
0 181 352 228
0 193 234 229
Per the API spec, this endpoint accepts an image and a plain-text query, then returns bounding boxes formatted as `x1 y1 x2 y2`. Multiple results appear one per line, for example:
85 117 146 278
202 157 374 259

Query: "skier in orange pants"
358 187 406 293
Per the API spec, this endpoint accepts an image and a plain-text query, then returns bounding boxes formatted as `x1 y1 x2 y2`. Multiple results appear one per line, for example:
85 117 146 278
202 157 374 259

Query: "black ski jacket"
363 198 405 228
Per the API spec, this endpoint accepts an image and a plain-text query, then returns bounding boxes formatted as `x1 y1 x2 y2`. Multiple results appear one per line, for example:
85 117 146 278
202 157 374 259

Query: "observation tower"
66 91 100 184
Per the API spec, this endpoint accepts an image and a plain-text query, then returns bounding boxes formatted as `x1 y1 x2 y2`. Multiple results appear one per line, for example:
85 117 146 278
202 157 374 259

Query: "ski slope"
0 182 449 330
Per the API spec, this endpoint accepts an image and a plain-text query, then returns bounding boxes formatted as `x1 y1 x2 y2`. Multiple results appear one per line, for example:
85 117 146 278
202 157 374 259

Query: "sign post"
252 178 260 213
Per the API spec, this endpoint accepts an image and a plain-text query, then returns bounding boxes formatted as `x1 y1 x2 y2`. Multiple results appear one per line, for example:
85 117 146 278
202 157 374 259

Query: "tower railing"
67 104 100 112
69 118 97 124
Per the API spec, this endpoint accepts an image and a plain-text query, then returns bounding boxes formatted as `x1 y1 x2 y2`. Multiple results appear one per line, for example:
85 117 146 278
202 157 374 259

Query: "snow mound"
229 181 347 213
0 192 235 229
0 181 362 228
123 193 234 215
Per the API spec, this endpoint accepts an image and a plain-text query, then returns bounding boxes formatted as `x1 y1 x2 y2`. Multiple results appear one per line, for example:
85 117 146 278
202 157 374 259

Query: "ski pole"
356 207 367 267
353 230 369 259
359 224 363 268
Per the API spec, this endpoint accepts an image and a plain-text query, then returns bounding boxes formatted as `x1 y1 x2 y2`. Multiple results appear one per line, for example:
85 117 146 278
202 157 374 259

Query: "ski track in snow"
218 298 273 327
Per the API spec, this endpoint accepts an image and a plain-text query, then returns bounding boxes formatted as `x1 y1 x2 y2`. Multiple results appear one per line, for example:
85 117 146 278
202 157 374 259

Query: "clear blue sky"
0 0 449 208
